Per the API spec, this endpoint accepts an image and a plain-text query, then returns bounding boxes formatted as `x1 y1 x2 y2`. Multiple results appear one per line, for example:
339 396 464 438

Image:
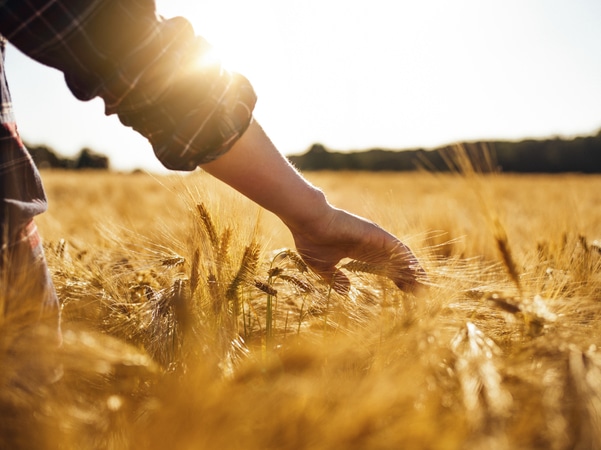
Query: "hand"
202 120 427 293
289 206 427 294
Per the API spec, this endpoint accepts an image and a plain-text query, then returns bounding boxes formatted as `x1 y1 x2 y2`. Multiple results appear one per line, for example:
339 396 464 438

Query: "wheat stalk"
569 346 601 448
492 217 523 296
189 249 200 297
278 274 314 294
451 322 511 434
226 243 261 302
340 259 389 278
196 202 219 249
253 280 278 296
271 249 308 273
217 227 232 266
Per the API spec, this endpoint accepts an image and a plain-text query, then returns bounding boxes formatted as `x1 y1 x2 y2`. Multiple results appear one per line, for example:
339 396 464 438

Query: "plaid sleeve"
0 0 257 171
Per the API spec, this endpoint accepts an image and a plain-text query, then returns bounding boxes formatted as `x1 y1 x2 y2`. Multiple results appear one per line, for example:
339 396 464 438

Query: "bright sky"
5 0 601 172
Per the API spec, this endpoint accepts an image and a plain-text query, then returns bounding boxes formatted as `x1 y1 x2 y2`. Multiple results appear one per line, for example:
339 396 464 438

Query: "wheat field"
2 166 601 449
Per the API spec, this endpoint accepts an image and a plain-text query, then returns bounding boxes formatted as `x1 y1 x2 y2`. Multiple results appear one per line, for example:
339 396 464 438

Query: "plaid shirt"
0 0 257 242
1 35 48 242
0 0 257 171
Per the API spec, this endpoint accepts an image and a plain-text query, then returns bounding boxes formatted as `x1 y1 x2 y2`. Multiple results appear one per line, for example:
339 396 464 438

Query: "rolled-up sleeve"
0 0 257 171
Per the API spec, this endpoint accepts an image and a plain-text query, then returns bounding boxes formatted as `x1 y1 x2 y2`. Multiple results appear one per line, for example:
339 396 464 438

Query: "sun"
155 1 254 75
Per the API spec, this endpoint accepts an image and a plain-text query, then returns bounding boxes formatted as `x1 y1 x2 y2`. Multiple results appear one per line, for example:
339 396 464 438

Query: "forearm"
201 120 333 232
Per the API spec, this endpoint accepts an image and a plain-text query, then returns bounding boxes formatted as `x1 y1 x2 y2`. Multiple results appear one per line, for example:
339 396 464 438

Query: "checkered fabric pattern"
0 0 257 170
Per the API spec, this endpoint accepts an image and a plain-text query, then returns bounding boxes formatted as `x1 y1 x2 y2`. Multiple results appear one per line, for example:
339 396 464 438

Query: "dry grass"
2 166 601 449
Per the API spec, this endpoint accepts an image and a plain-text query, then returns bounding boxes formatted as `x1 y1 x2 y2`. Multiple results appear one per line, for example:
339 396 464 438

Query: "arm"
0 2 425 291
202 120 426 292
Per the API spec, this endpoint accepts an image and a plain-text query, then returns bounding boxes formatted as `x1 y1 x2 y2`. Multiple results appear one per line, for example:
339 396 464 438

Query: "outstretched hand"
202 120 426 294
289 206 427 294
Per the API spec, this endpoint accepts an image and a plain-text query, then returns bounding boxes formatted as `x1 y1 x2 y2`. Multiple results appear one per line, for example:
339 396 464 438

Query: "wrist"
279 186 334 235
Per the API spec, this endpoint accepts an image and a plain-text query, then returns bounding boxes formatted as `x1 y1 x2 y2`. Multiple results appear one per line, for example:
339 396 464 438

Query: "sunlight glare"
156 1 255 76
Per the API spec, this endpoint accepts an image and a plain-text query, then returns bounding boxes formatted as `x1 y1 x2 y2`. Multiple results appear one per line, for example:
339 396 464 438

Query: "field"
3 167 601 449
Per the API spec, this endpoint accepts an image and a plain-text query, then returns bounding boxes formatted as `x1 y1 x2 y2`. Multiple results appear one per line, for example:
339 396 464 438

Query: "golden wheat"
1 169 600 449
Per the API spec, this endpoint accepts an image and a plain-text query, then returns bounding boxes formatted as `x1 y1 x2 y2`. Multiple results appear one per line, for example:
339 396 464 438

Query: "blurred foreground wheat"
2 168 601 449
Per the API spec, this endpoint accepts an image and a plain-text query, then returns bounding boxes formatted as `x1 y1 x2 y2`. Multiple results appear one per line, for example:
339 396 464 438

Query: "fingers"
391 261 428 293
340 240 428 294
305 249 426 296
387 242 429 293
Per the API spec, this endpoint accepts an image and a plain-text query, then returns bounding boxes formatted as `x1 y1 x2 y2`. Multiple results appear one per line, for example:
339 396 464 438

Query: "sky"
5 0 601 172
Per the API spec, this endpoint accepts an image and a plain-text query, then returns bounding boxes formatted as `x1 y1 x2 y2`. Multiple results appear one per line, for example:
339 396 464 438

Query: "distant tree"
25 143 70 169
75 148 109 170
288 144 332 170
25 143 110 170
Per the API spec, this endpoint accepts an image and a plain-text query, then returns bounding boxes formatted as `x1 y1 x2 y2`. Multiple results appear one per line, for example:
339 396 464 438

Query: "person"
0 0 426 336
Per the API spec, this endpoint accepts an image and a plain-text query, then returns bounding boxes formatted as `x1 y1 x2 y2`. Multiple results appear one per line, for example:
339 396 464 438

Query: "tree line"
288 129 601 173
25 128 601 173
26 142 109 170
